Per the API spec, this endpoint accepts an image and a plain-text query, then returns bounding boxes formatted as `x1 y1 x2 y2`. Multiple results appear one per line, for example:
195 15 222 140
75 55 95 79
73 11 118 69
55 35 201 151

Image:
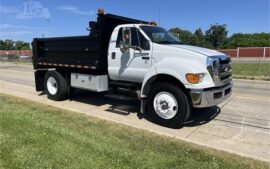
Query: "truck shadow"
140 107 221 129
184 106 221 127
69 89 221 128
69 89 140 116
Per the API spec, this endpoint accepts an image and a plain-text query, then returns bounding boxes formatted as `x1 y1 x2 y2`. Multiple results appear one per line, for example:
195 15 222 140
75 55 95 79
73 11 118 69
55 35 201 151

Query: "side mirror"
120 44 129 53
143 41 150 50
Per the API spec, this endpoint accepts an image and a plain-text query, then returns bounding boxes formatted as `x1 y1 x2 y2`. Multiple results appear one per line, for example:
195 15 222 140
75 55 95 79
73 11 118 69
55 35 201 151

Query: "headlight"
186 73 204 84
207 57 219 78
207 57 214 77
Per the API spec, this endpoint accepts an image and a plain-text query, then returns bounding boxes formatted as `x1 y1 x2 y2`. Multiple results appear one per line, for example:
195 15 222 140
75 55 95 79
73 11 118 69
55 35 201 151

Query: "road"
0 62 269 162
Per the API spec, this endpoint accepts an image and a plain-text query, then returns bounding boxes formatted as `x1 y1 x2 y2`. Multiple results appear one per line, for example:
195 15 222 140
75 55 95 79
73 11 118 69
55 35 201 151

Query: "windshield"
140 26 181 44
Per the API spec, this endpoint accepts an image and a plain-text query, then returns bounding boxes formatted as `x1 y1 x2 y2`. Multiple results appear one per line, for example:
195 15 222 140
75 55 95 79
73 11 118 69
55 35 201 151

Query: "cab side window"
116 27 150 50
131 28 150 50
138 30 150 50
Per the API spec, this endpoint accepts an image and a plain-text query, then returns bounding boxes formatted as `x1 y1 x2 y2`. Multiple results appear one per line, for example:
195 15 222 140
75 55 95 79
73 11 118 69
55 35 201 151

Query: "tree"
205 24 228 49
169 28 196 45
15 41 30 50
0 40 4 50
194 28 204 46
223 33 270 49
0 39 15 50
0 39 31 50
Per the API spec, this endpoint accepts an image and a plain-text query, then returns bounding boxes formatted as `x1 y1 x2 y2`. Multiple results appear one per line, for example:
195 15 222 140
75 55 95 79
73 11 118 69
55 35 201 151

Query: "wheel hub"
160 100 169 110
47 77 58 95
153 92 178 120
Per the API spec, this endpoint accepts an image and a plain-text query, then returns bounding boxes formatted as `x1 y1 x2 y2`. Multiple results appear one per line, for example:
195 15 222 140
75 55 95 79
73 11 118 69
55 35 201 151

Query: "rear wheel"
147 83 191 128
44 71 68 101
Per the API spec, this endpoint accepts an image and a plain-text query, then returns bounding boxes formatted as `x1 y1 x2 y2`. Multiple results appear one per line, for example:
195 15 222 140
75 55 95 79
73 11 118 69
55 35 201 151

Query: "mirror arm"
129 46 143 52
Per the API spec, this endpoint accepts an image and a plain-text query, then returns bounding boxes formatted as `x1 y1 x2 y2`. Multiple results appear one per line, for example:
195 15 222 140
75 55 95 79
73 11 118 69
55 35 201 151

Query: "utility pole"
158 8 161 26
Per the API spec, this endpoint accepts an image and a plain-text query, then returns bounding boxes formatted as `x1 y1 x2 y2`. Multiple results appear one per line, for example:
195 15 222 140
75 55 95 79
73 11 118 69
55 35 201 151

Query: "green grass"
232 63 270 80
0 94 268 169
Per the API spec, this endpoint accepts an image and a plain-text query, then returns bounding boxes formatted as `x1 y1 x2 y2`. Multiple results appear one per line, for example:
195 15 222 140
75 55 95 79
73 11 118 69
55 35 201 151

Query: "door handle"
142 56 150 60
111 52 116 59
140 53 149 56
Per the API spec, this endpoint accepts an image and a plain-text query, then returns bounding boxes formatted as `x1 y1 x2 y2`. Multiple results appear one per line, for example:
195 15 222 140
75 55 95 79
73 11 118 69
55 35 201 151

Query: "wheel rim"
47 76 58 95
153 91 178 120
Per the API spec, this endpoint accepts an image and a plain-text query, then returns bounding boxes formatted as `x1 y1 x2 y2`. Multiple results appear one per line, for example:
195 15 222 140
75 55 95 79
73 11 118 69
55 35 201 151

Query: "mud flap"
34 70 47 91
140 98 147 114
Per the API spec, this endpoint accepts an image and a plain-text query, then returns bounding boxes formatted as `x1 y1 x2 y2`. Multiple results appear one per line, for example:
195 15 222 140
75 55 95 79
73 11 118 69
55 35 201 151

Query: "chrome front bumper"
190 83 232 108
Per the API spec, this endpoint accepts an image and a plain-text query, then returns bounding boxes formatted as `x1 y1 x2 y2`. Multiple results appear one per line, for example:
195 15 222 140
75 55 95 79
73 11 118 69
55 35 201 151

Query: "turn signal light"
186 73 203 84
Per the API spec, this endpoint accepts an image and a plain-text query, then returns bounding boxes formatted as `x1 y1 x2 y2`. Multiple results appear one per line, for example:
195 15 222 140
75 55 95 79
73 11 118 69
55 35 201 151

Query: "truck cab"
32 9 232 128
108 23 232 105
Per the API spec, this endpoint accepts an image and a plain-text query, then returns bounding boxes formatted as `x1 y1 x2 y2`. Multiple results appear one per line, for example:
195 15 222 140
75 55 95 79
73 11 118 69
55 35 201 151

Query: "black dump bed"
32 11 147 74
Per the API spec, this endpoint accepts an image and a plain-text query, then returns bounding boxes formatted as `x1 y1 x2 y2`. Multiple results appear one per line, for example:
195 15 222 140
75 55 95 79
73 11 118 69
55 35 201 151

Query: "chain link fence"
0 50 32 63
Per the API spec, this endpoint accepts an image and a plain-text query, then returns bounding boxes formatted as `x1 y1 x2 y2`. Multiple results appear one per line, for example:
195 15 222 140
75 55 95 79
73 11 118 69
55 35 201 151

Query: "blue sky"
0 0 269 42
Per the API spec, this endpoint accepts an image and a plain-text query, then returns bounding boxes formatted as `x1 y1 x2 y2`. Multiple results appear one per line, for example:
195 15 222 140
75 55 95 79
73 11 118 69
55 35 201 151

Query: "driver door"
109 27 152 83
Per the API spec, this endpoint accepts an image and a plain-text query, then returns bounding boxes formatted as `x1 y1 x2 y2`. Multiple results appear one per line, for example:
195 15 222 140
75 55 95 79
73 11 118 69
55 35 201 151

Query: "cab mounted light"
98 8 104 15
149 21 157 26
186 73 204 84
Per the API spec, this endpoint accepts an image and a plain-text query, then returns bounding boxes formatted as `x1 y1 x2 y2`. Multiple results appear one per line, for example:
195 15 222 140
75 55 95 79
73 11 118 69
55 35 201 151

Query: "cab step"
109 81 140 89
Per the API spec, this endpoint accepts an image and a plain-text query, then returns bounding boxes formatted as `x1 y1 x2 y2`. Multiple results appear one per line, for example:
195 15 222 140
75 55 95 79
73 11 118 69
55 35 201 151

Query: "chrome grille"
207 55 232 86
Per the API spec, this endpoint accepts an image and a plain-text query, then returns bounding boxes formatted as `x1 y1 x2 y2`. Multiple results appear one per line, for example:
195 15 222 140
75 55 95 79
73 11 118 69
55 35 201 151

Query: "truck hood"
168 45 225 57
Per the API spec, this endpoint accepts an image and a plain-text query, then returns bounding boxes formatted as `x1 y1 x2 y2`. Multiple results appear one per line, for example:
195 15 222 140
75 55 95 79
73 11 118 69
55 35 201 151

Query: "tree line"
0 39 31 50
169 24 270 49
1 24 269 50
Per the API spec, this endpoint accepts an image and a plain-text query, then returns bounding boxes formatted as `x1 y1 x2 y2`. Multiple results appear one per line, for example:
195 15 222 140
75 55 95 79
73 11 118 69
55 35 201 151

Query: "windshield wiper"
157 41 181 44
157 41 174 44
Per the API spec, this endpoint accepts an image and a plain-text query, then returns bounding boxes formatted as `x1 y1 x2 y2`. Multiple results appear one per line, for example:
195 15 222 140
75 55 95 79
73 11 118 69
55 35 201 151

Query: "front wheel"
147 83 191 128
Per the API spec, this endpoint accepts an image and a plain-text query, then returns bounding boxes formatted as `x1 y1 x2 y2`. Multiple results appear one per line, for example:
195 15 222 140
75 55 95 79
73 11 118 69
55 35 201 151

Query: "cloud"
0 24 29 29
0 5 18 14
0 24 33 38
57 5 95 16
0 23 52 42
0 30 32 37
0 2 50 20
0 29 50 42
16 1 50 20
0 24 52 31
0 30 34 42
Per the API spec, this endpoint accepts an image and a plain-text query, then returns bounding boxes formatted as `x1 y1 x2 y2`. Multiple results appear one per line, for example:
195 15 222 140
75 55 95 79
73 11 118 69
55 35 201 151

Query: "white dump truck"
32 9 232 128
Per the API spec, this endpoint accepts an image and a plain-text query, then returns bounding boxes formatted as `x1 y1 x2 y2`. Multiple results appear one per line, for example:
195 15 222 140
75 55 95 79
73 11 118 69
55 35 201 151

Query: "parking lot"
0 62 269 162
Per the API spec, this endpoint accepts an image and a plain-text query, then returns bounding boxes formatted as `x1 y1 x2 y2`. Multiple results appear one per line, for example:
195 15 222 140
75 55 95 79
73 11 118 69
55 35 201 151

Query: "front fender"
140 57 215 97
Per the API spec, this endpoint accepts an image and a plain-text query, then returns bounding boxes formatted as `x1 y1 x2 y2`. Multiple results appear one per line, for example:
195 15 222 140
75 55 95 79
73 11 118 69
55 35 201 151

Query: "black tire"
44 71 68 101
146 83 191 128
